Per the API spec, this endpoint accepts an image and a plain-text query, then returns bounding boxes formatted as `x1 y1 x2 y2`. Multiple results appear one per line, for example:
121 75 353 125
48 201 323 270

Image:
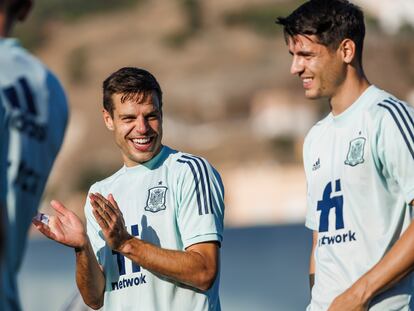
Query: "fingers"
91 205 109 230
32 218 57 241
89 192 130 251
90 192 126 237
89 193 122 226
50 200 68 217
92 193 117 215
108 194 120 211
90 194 111 225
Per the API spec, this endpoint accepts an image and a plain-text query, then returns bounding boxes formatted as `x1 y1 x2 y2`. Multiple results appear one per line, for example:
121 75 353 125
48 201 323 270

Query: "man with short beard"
33 67 225 311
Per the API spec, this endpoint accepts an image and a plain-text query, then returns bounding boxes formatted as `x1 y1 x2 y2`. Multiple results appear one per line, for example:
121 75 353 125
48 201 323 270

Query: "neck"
330 67 370 116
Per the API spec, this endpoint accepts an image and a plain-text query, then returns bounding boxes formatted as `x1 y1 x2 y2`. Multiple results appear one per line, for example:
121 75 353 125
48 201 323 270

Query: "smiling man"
276 1 414 310
33 67 225 311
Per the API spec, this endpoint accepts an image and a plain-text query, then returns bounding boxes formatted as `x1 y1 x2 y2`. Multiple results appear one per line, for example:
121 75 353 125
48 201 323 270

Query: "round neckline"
329 85 376 124
122 145 166 172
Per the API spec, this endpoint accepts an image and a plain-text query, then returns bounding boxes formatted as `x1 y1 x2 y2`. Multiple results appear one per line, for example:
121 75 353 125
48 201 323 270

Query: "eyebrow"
118 108 160 117
118 113 136 118
289 49 315 56
298 50 315 56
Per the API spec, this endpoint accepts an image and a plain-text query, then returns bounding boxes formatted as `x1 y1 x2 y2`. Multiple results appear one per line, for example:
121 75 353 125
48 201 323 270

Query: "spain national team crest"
145 186 168 213
344 137 366 166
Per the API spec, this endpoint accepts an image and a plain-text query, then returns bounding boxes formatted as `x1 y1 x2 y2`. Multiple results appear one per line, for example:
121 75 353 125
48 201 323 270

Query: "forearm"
75 239 106 310
119 237 218 291
352 220 414 304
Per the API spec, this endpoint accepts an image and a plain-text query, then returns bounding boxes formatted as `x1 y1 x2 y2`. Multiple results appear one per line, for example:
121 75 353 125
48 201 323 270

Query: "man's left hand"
89 193 132 251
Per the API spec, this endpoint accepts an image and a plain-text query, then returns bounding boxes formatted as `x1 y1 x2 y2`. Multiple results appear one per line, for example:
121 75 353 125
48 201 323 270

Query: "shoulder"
167 148 222 184
2 39 46 74
365 88 414 157
0 39 31 61
0 41 44 92
0 39 65 102
364 86 407 117
368 88 413 129
173 150 218 173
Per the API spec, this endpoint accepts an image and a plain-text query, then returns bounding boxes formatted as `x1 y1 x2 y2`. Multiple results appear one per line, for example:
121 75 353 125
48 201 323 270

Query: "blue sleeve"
0 95 4 126
46 71 69 154
0 95 7 207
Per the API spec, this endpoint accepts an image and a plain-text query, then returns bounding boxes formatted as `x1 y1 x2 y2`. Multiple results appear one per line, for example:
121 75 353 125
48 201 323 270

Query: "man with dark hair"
33 67 225 311
277 0 414 310
102 67 163 117
0 0 68 310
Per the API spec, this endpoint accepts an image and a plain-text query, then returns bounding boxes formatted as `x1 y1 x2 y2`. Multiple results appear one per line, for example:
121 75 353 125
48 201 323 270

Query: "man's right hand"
32 200 88 250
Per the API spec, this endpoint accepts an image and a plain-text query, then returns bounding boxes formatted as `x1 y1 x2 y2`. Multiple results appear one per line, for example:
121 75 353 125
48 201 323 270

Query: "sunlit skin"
287 34 370 116
103 92 163 167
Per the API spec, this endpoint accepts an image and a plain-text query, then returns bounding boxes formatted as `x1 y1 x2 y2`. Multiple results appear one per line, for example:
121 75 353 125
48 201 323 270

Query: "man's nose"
290 56 304 75
135 116 148 134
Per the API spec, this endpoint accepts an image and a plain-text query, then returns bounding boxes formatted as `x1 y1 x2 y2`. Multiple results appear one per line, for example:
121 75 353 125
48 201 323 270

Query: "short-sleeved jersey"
304 85 414 311
85 146 225 311
0 38 68 311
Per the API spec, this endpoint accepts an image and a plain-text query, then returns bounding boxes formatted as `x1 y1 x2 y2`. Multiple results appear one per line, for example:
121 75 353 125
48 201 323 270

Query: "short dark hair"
276 0 365 62
103 67 163 116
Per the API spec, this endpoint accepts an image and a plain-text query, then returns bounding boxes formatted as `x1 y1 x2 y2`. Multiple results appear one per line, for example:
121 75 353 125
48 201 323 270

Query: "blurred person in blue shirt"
0 1 69 310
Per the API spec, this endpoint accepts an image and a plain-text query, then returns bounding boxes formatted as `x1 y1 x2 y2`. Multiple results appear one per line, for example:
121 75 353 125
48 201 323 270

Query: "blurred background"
15 0 414 310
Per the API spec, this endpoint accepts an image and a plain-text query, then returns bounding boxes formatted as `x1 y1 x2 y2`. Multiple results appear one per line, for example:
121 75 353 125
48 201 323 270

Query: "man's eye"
147 114 159 120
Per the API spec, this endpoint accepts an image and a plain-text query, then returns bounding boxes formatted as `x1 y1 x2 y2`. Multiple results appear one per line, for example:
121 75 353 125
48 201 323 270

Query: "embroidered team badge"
145 186 168 213
344 137 366 167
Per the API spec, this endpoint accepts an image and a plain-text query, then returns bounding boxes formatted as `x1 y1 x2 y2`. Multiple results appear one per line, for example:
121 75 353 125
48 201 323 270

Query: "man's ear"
339 39 356 64
103 109 114 131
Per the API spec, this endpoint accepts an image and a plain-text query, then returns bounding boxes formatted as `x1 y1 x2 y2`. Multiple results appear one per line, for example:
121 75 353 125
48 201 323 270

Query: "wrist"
117 234 136 254
352 276 375 305
75 234 90 253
